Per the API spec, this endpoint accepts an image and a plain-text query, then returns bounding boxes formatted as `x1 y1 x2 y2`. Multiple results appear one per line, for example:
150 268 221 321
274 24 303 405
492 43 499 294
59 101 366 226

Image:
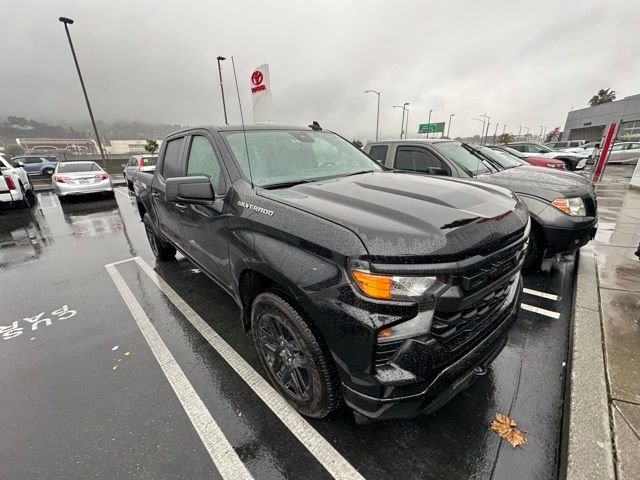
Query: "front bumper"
53 179 113 196
342 276 522 420
543 219 597 252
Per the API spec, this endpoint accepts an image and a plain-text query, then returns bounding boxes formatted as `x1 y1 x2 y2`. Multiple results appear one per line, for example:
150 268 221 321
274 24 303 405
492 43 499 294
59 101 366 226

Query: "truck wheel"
523 227 544 272
251 292 340 418
143 213 176 260
18 183 32 208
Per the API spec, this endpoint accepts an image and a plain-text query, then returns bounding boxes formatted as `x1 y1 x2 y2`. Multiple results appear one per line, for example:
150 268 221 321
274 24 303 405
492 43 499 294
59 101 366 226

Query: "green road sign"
418 122 445 134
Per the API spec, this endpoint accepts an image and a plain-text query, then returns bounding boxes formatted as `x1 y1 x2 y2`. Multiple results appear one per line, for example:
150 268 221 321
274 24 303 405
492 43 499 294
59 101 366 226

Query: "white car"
505 143 589 170
0 153 35 208
52 161 114 199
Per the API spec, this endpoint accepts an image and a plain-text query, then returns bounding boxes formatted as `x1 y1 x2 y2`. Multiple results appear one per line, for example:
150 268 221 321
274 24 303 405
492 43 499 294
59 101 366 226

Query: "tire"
251 292 340 418
143 213 176 260
523 226 544 272
557 158 574 170
18 183 31 208
43 168 54 176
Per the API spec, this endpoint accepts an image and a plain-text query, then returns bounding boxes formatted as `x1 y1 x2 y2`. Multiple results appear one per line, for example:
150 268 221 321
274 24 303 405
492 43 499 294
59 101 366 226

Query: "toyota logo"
251 71 263 86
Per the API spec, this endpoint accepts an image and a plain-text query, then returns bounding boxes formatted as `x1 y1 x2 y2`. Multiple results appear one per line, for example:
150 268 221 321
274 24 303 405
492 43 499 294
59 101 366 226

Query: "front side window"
161 138 184 179
394 146 448 174
611 144 627 151
24 157 42 164
224 130 382 187
187 136 224 192
368 145 388 163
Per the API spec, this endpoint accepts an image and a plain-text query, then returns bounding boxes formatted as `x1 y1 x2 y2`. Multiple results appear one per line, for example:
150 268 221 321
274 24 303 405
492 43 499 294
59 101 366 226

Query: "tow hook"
474 365 488 376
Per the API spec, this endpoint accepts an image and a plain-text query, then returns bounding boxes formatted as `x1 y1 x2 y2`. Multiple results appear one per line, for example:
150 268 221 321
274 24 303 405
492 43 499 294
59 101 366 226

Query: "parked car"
11 155 58 176
607 142 640 164
365 139 597 270
123 154 158 189
563 141 600 157
0 153 35 208
505 142 588 170
545 140 588 150
133 125 530 422
52 161 114 199
488 145 566 170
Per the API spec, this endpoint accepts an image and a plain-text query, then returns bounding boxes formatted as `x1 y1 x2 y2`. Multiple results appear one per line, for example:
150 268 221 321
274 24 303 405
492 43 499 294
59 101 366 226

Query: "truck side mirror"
165 176 214 205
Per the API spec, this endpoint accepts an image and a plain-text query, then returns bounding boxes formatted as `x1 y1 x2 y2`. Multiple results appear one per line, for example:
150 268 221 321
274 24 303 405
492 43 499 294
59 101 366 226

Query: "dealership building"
562 94 640 142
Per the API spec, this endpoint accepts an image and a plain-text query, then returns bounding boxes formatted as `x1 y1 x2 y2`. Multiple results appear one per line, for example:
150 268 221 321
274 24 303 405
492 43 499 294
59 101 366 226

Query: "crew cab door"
151 136 186 246
177 133 231 288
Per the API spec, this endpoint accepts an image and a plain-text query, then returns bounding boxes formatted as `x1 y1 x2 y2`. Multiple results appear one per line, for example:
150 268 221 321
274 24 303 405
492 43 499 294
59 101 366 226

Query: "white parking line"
106 265 253 479
133 257 365 480
37 192 59 209
520 303 560 319
114 187 131 198
105 256 142 268
522 288 559 301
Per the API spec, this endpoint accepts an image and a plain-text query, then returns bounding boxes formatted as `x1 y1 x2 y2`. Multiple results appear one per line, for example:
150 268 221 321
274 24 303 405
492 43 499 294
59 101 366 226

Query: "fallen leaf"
112 346 119 351
491 413 527 448
124 352 130 356
30 337 36 341
112 364 118 371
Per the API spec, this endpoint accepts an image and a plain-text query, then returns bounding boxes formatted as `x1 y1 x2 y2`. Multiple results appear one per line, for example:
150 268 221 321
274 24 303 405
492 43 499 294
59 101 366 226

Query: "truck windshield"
223 130 383 187
431 141 498 176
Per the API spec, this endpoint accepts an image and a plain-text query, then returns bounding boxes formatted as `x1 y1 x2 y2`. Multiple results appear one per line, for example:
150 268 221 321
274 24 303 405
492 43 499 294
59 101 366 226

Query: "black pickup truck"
133 124 530 422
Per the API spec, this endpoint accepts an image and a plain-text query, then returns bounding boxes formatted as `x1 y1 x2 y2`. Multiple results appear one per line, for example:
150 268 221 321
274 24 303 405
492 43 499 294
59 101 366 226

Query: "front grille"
583 196 597 217
457 241 526 293
431 276 517 353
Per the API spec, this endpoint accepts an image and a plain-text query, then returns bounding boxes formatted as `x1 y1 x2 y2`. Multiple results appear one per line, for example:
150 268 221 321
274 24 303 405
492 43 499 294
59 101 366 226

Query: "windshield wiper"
339 170 377 178
260 179 313 190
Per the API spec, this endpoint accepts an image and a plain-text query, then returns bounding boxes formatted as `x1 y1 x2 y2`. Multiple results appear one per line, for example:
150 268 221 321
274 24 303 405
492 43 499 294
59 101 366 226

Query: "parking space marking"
105 256 143 267
114 187 131 198
133 257 366 480
522 288 559 301
520 303 560 319
105 264 253 480
37 192 59 209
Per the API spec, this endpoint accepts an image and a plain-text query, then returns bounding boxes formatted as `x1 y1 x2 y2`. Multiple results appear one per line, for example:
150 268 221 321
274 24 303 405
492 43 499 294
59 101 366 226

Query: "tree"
589 88 616 107
498 133 514 144
4 144 25 155
351 139 363 149
544 127 561 143
145 139 159 154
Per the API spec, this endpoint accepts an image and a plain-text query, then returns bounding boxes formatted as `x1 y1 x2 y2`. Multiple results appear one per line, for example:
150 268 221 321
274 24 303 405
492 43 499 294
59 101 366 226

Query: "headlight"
551 197 586 216
348 260 446 301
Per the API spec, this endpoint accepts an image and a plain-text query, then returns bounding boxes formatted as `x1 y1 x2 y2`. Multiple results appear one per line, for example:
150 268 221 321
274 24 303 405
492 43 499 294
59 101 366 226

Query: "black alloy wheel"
257 312 312 401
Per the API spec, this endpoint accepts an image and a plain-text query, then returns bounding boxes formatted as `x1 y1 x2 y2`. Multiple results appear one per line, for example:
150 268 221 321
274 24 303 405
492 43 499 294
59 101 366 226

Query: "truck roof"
168 124 319 136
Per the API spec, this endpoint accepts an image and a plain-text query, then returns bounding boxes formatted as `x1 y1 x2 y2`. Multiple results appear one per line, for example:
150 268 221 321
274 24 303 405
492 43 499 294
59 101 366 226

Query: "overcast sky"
1 0 638 141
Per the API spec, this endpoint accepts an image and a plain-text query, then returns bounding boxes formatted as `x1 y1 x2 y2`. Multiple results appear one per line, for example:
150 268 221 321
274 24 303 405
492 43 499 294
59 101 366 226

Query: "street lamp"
364 90 380 141
427 108 433 138
216 56 228 125
447 113 455 138
58 16 106 162
393 103 409 139
472 118 485 144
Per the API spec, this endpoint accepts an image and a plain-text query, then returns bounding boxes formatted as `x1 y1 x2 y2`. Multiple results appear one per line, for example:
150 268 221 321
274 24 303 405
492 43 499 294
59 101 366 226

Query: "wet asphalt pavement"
0 188 576 480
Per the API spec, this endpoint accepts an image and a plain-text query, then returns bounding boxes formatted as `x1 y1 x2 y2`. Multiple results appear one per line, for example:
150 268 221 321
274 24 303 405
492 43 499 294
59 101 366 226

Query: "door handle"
174 203 188 211
151 192 161 198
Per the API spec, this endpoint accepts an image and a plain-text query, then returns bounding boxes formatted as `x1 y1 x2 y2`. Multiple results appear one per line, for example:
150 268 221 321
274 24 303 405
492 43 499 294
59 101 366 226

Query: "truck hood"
260 171 529 259
474 166 594 201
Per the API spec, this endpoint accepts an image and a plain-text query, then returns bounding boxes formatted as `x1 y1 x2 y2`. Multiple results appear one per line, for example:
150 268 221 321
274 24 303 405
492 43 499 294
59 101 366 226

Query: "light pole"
477 113 490 145
394 103 409 139
427 109 433 138
472 117 485 144
364 90 380 141
502 124 507 135
216 56 228 125
518 125 523 139
447 113 455 138
539 125 544 141
493 123 499 144
58 16 105 163
405 108 410 139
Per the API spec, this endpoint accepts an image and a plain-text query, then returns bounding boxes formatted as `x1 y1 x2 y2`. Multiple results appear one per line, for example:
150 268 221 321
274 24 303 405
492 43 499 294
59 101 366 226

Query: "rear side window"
161 138 184 179
186 136 225 192
508 145 525 152
394 146 448 174
569 141 581 148
368 145 388 163
24 157 43 164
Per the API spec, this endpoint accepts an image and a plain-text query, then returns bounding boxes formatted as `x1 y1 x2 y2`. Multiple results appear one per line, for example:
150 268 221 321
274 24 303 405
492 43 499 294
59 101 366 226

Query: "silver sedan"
52 161 114 198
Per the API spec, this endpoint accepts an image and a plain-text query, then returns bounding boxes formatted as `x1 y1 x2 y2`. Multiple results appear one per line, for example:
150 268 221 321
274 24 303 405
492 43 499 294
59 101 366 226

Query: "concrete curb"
565 244 615 480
